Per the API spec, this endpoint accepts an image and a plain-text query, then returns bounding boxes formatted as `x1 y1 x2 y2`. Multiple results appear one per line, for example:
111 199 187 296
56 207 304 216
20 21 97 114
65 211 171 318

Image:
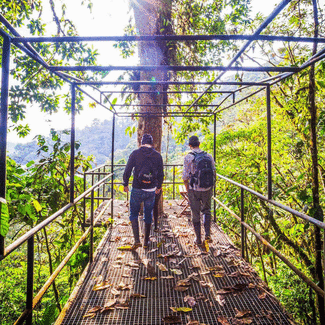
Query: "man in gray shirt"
182 136 215 247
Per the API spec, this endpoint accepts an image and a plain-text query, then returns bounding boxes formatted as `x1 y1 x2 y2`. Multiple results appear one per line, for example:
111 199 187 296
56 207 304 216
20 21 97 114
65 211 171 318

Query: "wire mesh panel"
58 200 295 325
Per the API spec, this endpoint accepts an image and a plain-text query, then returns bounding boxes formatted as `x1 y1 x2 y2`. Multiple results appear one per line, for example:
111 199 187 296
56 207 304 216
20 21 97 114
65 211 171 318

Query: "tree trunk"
132 0 173 213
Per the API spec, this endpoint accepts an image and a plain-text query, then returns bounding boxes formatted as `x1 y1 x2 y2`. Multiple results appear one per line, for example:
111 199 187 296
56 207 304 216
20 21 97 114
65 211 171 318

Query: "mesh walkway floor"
56 200 295 325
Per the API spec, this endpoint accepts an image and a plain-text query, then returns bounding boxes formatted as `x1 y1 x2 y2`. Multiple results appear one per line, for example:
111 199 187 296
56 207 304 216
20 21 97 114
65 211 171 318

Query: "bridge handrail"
1 173 113 261
216 173 325 230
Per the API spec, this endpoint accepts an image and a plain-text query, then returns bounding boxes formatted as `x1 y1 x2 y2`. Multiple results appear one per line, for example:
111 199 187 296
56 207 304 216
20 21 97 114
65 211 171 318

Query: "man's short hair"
189 135 200 147
141 133 153 145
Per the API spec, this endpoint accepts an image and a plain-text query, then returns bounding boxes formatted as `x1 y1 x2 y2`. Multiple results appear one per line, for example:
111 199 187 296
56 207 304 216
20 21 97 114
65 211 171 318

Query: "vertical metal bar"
83 173 86 225
103 165 106 198
0 35 11 256
70 84 76 203
90 189 94 263
241 188 245 259
111 114 116 218
97 167 100 208
232 93 236 104
266 85 272 200
172 166 175 200
26 236 34 325
213 113 217 222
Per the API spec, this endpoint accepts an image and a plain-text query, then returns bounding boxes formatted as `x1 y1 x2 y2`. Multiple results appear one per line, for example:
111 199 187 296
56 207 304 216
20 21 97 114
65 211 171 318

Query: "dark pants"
187 188 212 223
129 188 155 224
153 191 162 227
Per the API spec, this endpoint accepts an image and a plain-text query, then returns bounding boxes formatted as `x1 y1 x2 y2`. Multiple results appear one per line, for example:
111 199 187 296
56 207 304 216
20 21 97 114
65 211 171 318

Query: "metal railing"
0 173 113 324
213 173 325 299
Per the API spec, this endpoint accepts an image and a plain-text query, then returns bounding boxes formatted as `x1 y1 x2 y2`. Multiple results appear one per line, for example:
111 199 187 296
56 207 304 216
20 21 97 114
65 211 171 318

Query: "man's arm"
182 154 191 192
123 152 135 192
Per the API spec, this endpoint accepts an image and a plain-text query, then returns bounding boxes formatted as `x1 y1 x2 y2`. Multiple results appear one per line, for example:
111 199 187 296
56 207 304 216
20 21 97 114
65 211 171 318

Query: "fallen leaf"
199 270 210 275
161 275 174 279
217 316 231 325
184 295 196 307
157 262 168 272
125 262 140 268
208 265 224 272
170 269 183 275
157 240 165 248
117 245 133 251
131 293 146 298
174 285 189 292
93 281 111 291
162 315 182 323
83 313 96 318
199 280 213 288
170 306 192 312
258 292 267 299
148 248 158 254
235 309 252 318
143 277 158 281
111 288 121 296
232 318 253 324
103 299 116 309
204 240 209 252
176 279 191 287
213 271 226 278
86 306 102 313
216 294 225 306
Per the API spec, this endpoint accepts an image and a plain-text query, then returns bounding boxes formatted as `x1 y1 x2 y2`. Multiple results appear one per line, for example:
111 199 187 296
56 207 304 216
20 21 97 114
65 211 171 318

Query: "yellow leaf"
117 245 133 250
33 200 42 212
93 281 111 291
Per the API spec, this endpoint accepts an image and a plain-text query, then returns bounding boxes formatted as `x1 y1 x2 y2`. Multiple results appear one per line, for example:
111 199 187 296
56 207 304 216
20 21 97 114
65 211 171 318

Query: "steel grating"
57 200 295 325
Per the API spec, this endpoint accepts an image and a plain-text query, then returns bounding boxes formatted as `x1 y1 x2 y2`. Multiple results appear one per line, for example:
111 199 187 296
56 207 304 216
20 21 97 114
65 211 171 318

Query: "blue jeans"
130 188 156 224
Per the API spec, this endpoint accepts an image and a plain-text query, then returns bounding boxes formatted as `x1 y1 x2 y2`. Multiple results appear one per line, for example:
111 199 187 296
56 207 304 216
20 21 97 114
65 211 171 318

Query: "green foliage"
0 198 9 237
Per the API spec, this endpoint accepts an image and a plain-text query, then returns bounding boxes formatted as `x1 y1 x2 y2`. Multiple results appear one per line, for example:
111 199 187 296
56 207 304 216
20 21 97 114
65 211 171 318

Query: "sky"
7 0 278 143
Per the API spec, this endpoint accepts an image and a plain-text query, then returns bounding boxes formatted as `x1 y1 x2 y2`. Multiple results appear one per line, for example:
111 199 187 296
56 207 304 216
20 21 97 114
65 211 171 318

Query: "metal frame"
1 0 325 321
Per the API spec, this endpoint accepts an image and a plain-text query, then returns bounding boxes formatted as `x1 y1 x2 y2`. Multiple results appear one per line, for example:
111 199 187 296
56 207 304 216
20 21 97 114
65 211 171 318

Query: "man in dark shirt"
123 134 164 249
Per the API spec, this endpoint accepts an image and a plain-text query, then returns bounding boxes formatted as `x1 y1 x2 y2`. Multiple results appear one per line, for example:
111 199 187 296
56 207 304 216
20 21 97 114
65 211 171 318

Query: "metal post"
172 166 175 200
213 113 217 222
90 190 94 263
111 114 116 218
26 236 34 325
0 35 11 256
266 85 272 200
232 93 236 104
83 173 86 225
241 188 245 259
70 84 76 203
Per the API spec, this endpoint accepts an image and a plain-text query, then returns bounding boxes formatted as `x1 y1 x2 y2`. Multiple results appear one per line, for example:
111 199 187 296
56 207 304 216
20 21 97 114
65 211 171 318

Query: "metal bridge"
0 0 325 324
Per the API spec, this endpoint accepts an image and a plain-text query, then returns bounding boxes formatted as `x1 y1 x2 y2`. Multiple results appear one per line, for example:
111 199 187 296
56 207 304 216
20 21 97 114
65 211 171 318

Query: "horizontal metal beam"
111 104 220 107
12 35 325 44
50 65 299 73
78 80 269 86
101 90 234 94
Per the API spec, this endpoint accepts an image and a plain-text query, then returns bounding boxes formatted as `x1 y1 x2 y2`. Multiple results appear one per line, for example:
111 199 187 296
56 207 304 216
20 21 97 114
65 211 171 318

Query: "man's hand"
155 188 161 195
184 180 189 192
124 186 129 193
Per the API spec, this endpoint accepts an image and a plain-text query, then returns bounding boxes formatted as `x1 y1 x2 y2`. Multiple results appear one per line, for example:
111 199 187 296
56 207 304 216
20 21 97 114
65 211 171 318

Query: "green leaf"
33 199 42 212
0 198 9 237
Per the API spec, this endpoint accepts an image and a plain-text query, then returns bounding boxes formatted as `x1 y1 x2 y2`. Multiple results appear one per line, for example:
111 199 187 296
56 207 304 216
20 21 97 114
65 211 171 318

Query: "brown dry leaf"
117 282 133 290
83 313 96 319
199 281 213 288
214 250 222 257
103 299 116 309
170 269 183 275
184 295 196 307
143 276 158 281
235 309 252 318
199 270 210 275
161 275 174 279
248 283 256 289
216 294 225 306
126 262 140 268
228 271 240 277
186 321 200 325
131 293 146 298
208 265 224 272
232 318 253 324
174 285 189 292
258 292 267 299
87 306 102 313
217 316 231 325
213 271 226 278
111 288 121 296
93 281 111 291
116 253 125 260
148 248 158 254
156 262 168 272
176 279 191 287
162 315 182 323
